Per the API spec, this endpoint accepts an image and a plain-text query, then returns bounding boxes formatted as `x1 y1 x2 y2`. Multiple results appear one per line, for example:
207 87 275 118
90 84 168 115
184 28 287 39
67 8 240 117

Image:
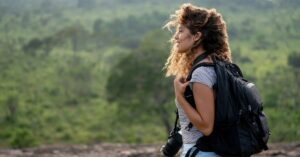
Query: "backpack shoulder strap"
229 63 244 77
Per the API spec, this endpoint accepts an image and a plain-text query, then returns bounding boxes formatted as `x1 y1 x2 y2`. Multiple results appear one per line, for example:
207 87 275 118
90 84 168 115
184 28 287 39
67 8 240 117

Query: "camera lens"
161 131 182 157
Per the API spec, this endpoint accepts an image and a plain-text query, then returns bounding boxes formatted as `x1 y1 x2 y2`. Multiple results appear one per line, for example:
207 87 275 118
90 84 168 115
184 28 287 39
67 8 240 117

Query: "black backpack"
183 53 270 157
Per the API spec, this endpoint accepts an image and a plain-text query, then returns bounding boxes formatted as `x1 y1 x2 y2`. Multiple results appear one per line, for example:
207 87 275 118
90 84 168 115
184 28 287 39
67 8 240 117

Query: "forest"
0 0 299 148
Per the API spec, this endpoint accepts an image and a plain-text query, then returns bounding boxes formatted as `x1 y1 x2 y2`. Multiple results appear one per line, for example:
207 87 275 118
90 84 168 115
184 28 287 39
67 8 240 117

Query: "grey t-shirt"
175 66 216 144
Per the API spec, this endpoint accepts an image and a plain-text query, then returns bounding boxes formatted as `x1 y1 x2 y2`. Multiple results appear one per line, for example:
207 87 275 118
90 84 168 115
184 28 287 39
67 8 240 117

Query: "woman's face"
173 24 197 53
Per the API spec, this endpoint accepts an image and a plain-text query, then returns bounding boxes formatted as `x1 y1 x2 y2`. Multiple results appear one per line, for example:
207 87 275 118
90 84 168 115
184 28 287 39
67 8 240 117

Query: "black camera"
160 126 183 157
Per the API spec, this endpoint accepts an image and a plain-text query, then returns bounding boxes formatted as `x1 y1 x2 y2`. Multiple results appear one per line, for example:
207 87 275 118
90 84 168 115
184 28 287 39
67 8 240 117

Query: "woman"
163 3 232 157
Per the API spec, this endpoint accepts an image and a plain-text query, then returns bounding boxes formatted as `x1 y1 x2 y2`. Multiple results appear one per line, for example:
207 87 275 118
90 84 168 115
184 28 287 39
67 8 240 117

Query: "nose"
174 33 179 41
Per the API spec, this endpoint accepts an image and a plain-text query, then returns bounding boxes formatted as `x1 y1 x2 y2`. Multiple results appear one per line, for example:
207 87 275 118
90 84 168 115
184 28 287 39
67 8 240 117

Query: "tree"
5 95 18 122
288 51 300 69
105 30 175 133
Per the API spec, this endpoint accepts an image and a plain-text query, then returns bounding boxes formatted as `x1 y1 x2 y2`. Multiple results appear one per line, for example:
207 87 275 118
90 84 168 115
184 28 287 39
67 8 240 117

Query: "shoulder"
193 66 215 75
189 66 216 89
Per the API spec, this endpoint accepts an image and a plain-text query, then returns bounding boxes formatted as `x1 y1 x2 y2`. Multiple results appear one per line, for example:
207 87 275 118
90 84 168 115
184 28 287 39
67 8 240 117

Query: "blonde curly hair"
163 3 232 77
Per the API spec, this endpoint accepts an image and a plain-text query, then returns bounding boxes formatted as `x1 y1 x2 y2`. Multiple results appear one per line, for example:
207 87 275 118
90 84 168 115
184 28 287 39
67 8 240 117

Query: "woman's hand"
173 76 190 97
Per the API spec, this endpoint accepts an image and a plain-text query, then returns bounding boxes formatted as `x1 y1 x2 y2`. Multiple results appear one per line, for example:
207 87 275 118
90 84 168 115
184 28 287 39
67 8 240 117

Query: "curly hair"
163 3 232 77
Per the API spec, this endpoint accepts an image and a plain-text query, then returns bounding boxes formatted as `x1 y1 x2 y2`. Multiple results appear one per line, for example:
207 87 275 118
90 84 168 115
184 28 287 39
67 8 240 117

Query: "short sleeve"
188 67 216 90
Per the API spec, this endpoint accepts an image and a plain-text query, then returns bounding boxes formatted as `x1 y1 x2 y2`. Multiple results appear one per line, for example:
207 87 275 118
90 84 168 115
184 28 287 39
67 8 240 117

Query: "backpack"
183 53 270 157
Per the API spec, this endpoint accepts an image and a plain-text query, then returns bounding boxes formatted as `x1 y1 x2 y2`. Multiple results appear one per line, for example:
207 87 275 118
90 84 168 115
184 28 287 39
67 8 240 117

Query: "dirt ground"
0 141 299 157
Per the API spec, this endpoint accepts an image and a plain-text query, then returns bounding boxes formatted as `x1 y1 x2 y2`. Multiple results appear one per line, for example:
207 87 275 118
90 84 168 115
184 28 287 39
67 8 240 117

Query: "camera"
160 126 183 157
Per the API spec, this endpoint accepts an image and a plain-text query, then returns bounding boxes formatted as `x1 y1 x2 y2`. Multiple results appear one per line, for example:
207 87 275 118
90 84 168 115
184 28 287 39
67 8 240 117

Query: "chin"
177 48 189 54
177 50 186 54
173 45 189 54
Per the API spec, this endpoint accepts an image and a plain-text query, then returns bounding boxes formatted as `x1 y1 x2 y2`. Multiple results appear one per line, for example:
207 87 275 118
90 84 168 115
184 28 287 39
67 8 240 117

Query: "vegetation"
0 0 299 148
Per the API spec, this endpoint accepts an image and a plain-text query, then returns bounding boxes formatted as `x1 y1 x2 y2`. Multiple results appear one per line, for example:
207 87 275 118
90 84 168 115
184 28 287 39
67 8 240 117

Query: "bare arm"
175 78 215 136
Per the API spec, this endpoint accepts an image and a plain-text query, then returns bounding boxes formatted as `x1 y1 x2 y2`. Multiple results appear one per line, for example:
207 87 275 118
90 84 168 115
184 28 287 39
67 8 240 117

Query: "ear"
193 32 202 42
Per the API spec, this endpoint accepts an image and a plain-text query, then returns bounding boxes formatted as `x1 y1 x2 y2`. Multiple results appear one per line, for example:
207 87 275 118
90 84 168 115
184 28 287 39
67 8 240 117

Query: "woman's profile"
163 3 232 157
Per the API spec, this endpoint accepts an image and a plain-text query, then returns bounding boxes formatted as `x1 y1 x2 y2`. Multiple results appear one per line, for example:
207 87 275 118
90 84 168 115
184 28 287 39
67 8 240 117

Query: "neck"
192 47 206 60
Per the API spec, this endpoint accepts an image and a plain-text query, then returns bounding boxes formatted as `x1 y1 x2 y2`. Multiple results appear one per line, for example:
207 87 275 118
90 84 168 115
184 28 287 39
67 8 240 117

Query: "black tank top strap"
192 51 209 66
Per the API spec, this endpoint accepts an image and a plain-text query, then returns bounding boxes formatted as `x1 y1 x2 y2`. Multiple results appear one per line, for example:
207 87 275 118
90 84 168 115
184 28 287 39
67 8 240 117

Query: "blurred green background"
0 0 299 148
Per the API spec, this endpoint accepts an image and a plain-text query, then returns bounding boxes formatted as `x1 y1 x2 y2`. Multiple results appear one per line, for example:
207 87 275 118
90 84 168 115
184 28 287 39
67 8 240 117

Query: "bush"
10 128 38 148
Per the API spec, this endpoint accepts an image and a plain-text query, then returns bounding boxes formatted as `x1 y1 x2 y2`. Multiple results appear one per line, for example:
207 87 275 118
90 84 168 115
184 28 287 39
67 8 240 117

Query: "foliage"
0 0 299 148
106 30 174 132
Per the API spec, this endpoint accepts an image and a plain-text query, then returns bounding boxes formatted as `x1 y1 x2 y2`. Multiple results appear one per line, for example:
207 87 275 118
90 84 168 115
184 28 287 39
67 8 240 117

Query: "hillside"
0 0 299 148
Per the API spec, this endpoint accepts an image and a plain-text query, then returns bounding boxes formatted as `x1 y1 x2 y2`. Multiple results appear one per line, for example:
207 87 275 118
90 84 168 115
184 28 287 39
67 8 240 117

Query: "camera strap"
172 110 179 133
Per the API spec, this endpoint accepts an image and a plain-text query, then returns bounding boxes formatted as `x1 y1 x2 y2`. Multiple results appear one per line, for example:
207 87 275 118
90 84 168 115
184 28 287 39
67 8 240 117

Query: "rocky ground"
0 142 299 157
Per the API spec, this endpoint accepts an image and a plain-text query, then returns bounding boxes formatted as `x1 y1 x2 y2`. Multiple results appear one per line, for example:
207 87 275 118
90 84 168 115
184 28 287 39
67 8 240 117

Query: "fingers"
173 77 179 85
173 77 190 95
183 81 190 87
179 77 185 83
174 76 189 85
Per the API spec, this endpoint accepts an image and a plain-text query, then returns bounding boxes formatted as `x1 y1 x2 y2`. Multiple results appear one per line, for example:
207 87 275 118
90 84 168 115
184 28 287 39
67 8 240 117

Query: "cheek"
178 37 194 51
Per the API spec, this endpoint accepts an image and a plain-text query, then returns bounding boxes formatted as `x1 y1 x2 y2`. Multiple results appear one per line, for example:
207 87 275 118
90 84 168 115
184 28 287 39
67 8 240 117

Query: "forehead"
177 24 187 29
